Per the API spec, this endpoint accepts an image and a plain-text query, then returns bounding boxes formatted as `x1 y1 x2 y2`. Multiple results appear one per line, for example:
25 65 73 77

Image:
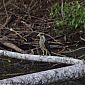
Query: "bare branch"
3 0 9 19
0 63 85 85
10 28 27 41
0 50 83 64
61 0 64 19
0 41 24 53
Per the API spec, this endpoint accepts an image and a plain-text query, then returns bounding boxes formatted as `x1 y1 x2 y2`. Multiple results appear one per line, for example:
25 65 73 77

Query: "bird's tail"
48 50 52 56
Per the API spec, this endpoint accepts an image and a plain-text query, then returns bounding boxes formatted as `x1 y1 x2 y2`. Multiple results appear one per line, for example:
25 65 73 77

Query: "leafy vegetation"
50 1 85 30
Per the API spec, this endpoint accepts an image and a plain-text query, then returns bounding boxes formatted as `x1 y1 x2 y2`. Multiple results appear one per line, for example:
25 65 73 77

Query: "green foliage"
50 1 85 30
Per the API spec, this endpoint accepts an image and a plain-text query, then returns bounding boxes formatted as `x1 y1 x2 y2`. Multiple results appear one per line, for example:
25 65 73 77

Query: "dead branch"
3 0 8 19
0 0 13 10
61 0 64 19
60 47 85 54
0 63 85 85
1 16 11 28
0 50 83 64
21 21 33 31
9 28 27 41
0 41 24 53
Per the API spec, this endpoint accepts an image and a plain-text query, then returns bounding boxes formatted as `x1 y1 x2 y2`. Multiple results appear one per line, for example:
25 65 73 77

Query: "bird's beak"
37 34 40 37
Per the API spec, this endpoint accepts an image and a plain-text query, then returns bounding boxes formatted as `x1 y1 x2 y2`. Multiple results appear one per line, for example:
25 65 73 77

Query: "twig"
29 0 34 7
21 21 33 31
61 0 64 19
60 47 85 54
45 33 62 44
1 16 12 28
0 58 11 62
28 0 38 12
10 28 27 41
3 0 9 19
0 0 13 10
80 36 85 42
2 73 25 77
28 31 61 43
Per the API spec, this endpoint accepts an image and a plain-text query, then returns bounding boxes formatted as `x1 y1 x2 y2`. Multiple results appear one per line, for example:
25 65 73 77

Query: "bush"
50 1 85 30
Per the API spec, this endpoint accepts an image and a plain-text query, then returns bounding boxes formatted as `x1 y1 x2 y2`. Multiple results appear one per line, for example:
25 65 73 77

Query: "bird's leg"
48 51 51 56
46 49 48 55
42 50 45 55
48 53 51 56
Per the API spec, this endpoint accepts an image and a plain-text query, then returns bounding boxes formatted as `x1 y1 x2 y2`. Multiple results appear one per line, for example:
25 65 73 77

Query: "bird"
37 33 51 55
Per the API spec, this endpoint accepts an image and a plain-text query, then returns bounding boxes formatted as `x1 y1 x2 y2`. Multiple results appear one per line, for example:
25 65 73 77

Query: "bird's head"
37 33 45 37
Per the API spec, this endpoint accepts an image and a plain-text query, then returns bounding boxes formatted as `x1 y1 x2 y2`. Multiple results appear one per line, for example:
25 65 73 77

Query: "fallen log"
0 50 83 64
0 63 85 85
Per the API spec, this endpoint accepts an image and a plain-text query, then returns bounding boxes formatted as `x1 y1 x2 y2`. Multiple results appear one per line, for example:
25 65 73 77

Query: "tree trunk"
0 63 85 85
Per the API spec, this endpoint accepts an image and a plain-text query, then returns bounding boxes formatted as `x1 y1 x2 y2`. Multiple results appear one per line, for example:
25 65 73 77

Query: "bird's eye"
40 33 44 36
40 34 43 35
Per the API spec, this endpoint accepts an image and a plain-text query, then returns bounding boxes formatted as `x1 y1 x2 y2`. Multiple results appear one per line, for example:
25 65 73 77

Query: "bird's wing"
44 40 52 55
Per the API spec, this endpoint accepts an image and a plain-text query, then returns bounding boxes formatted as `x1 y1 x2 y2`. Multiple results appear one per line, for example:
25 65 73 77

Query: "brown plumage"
37 33 51 55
